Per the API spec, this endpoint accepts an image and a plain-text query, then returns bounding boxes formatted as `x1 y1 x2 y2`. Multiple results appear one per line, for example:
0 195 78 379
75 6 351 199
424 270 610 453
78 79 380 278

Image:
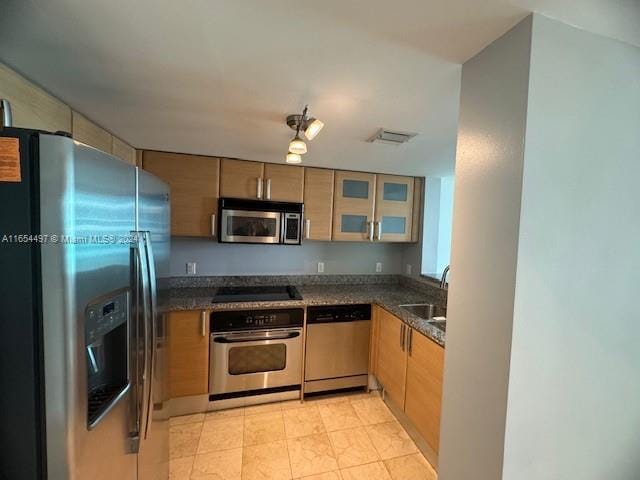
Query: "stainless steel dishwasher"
304 304 371 394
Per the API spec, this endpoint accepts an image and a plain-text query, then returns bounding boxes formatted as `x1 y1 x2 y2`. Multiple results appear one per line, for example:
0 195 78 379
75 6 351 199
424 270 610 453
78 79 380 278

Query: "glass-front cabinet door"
332 171 376 241
374 174 414 242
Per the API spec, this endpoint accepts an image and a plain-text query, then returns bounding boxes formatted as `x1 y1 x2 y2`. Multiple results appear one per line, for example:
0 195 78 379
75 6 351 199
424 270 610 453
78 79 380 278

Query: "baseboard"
382 390 439 472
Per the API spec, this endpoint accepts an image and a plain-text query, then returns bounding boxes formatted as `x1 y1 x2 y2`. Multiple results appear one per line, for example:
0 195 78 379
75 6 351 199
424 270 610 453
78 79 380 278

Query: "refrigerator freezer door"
136 168 170 480
38 135 137 479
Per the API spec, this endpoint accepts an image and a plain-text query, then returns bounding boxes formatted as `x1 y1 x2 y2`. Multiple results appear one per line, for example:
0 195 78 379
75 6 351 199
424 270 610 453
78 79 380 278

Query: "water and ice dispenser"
84 290 130 428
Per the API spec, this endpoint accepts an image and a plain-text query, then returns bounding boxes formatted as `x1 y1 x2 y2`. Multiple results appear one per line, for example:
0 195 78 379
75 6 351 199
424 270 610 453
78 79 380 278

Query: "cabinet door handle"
305 218 311 240
408 328 413 356
368 221 374 241
377 221 383 241
201 311 207 337
211 214 216 237
400 324 405 350
257 177 263 199
265 178 271 200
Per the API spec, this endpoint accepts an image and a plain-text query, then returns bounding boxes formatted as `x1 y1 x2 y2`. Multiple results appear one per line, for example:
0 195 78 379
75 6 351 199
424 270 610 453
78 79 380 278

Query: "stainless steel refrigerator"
0 127 170 480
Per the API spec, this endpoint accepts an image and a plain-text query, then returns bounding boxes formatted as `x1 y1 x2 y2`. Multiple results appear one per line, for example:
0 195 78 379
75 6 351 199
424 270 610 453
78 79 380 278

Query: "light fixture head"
304 118 324 140
288 134 307 155
286 106 323 141
285 152 302 164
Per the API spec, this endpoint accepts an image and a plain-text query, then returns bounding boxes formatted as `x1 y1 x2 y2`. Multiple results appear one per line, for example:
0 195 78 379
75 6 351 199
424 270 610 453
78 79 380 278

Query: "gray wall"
171 238 406 276
440 13 640 480
502 16 640 479
439 16 533 480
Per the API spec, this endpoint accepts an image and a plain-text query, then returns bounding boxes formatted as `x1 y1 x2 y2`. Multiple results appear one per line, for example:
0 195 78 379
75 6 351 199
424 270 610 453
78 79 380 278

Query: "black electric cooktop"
212 285 303 303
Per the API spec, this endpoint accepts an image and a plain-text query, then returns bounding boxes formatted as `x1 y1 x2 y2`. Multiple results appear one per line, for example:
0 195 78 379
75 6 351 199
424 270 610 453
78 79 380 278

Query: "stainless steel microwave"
218 198 304 245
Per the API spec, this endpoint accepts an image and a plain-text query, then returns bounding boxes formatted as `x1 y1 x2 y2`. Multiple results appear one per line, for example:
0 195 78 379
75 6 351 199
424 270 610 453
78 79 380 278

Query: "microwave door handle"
280 214 285 244
129 232 149 452
143 231 157 440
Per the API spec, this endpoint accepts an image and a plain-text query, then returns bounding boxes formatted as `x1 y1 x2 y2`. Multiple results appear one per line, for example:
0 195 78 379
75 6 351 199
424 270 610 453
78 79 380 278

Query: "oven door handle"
213 331 301 343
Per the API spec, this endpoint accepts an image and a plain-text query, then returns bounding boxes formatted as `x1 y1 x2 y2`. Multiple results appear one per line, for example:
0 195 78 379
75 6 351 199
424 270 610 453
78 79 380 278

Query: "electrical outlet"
186 262 197 275
406 264 412 275
375 262 382 273
317 262 325 273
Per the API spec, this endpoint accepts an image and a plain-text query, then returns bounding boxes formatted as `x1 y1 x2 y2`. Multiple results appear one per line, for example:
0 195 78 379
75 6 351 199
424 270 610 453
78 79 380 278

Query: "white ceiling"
0 0 638 176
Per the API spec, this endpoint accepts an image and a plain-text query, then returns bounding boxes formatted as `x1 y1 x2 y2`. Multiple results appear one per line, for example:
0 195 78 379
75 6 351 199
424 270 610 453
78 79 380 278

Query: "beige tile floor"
169 391 437 480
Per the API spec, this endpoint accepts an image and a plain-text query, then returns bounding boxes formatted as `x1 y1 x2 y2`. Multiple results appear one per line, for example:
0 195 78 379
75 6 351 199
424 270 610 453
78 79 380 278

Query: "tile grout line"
280 401 296 480
171 393 430 479
240 409 247 479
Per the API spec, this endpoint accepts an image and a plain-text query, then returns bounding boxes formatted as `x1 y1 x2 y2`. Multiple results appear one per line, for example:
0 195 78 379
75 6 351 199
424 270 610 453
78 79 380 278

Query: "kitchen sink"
428 320 446 332
399 303 447 333
399 303 447 320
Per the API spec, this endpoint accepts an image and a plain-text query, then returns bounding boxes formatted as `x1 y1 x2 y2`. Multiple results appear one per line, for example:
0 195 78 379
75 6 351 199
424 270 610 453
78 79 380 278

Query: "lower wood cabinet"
168 310 210 398
374 306 445 456
405 326 445 454
375 307 408 408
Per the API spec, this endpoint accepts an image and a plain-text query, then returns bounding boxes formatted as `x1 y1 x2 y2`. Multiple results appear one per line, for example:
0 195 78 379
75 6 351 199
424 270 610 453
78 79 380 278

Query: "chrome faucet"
440 265 450 289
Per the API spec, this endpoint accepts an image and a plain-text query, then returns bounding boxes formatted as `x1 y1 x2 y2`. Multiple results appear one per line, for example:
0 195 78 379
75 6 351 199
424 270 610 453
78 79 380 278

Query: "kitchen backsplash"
170 237 407 277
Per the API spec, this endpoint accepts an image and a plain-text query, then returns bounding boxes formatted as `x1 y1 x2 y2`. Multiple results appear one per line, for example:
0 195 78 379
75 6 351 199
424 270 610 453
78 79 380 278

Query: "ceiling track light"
288 133 307 155
284 105 324 163
286 152 302 164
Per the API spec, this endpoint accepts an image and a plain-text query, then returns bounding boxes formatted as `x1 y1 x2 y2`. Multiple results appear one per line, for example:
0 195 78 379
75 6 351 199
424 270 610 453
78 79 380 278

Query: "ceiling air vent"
367 128 417 145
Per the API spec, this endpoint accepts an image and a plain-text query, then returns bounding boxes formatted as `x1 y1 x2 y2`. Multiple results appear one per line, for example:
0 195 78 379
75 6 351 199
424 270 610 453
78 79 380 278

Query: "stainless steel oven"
218 198 303 245
209 308 304 399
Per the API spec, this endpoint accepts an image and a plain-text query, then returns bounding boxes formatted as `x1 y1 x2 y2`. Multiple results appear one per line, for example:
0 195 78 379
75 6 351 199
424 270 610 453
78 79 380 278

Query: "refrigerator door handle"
143 231 158 440
129 231 150 453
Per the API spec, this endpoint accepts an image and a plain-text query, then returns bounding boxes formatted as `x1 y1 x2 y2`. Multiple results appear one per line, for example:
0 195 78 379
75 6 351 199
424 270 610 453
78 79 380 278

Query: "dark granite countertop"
166 282 446 347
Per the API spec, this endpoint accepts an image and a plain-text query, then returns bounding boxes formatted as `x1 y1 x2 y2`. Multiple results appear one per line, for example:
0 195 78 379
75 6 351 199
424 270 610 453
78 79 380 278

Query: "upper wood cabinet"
219 159 264 200
332 171 376 241
375 307 408 408
263 163 304 202
111 136 136 165
303 168 334 241
72 111 112 153
374 174 414 243
168 310 210 398
219 159 304 202
139 148 421 242
143 151 219 237
405 328 445 455
0 62 72 133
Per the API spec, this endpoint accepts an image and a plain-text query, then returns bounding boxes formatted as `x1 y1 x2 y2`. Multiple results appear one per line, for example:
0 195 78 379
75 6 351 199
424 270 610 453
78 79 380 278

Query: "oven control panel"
210 308 304 332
